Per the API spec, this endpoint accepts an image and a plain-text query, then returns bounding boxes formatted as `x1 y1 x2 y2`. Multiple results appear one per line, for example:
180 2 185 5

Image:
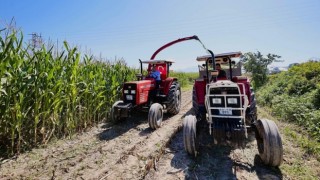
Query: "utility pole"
29 32 43 49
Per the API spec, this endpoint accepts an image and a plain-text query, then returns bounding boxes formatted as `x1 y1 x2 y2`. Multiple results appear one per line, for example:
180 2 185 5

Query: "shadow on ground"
98 111 172 141
166 126 283 179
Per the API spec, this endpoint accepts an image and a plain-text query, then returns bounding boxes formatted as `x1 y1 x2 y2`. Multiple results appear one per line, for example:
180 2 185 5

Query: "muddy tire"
183 115 198 157
255 119 283 166
192 85 199 116
148 103 163 130
167 81 181 115
111 100 124 122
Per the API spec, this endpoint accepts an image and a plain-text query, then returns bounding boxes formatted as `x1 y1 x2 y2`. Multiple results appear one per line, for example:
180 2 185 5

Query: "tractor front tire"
167 81 181 115
192 85 199 116
255 119 283 166
148 103 163 130
111 100 124 122
183 115 198 157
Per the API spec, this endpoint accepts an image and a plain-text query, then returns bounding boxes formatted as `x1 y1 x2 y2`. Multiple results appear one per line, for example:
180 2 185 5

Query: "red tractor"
111 36 201 129
183 51 283 167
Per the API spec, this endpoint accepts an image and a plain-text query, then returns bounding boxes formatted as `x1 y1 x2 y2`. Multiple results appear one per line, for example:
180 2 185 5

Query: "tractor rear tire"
148 103 163 130
167 81 181 115
255 119 283 166
111 100 124 122
183 115 198 157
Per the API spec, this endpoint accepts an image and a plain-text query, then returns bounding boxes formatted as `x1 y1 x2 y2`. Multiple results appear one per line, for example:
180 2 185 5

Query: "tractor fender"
162 77 177 95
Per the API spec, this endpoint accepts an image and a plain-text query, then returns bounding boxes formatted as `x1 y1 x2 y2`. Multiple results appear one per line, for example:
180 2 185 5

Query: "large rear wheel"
255 119 283 166
167 81 181 115
148 103 163 130
183 115 198 157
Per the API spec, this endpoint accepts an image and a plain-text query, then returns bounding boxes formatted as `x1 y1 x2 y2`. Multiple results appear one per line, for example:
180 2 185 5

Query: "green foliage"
170 71 198 88
0 28 137 156
242 51 281 89
257 61 320 140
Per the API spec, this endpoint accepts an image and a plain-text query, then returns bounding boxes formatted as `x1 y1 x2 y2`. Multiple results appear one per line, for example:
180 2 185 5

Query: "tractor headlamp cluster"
212 97 238 104
124 90 136 94
212 98 221 104
227 98 237 104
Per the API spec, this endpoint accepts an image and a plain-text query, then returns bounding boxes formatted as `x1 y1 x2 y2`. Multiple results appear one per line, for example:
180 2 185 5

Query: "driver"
216 63 227 78
149 64 161 88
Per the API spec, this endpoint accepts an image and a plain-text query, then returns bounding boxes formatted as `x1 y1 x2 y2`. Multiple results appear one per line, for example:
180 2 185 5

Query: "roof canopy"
196 51 242 64
141 60 175 64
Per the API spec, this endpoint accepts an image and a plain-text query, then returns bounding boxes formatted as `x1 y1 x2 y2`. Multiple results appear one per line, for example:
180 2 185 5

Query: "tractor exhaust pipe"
208 50 215 83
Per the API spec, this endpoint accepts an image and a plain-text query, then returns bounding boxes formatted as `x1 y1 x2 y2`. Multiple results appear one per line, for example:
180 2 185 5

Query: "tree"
242 51 281 89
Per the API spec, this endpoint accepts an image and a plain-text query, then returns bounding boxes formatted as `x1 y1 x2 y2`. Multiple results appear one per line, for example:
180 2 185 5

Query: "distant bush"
171 72 198 88
257 61 320 140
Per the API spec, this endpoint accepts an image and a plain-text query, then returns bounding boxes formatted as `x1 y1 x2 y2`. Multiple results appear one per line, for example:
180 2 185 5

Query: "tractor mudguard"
161 77 177 95
194 80 206 105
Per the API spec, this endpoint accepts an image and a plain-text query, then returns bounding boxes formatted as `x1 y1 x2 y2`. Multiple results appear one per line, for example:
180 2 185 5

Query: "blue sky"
1 0 319 71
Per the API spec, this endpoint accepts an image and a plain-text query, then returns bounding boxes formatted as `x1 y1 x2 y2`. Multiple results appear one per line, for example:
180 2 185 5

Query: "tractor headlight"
124 90 129 94
131 90 136 94
212 98 221 104
126 95 133 100
227 98 237 104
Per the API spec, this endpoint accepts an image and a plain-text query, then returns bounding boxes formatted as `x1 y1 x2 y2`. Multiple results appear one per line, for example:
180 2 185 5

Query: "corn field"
0 28 137 156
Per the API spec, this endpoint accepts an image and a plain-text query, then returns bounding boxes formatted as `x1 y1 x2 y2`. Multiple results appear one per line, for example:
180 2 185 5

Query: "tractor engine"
113 80 155 119
123 80 155 105
205 80 249 146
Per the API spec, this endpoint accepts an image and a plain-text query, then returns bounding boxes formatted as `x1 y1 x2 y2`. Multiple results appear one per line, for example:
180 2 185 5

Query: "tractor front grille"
123 84 137 104
205 83 248 145
206 86 245 122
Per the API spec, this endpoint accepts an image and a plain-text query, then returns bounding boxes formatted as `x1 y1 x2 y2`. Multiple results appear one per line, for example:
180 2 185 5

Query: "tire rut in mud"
145 120 283 180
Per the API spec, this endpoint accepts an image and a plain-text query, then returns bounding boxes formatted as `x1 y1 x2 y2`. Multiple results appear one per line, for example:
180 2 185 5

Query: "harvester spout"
150 35 200 60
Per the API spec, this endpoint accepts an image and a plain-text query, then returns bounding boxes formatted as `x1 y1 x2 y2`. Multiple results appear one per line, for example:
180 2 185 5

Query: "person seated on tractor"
216 63 227 79
149 64 162 91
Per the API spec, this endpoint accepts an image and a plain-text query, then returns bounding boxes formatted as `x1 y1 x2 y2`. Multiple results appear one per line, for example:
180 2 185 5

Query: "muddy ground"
1 90 319 179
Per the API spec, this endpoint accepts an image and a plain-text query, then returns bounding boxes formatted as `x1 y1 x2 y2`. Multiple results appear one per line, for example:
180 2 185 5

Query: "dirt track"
145 126 282 180
0 91 192 180
1 90 319 179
